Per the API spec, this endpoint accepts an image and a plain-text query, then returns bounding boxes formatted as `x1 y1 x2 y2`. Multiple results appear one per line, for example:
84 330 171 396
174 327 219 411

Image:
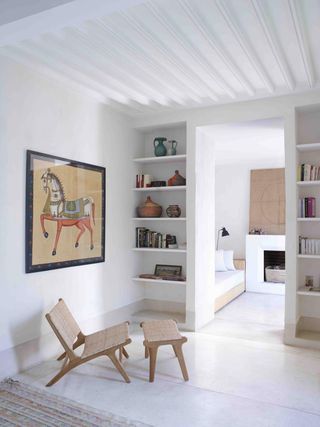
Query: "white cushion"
224 250 236 271
215 250 227 272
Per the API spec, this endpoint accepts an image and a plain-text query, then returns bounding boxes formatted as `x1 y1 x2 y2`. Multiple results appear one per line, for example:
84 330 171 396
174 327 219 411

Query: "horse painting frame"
26 150 105 273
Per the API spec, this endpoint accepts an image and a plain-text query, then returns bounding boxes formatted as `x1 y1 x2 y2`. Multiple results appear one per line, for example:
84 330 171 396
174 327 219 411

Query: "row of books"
298 197 316 217
297 164 320 181
299 237 320 255
136 227 176 248
136 174 152 188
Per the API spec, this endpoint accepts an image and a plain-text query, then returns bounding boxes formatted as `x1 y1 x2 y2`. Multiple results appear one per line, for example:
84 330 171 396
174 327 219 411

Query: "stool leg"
119 347 123 362
122 347 129 359
172 345 178 357
149 346 158 382
145 346 149 359
173 343 189 381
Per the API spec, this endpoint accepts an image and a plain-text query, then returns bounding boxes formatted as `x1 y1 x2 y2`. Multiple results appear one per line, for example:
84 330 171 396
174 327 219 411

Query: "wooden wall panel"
249 168 285 235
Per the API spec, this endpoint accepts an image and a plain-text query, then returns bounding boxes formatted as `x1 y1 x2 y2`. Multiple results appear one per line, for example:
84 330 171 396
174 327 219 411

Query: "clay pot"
166 205 181 218
168 170 186 186
137 196 162 218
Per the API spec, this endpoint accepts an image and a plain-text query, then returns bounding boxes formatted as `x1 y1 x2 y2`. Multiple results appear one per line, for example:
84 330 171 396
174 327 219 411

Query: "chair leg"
148 346 158 383
173 343 189 381
119 347 123 362
46 362 74 387
108 351 131 383
57 336 84 361
122 347 129 359
172 345 178 357
145 346 149 359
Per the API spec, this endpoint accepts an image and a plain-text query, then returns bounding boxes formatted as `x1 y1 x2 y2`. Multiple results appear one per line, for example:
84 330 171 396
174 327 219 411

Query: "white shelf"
132 217 186 221
132 277 186 285
297 254 320 259
297 287 320 296
132 248 187 253
296 143 320 152
133 154 186 163
297 218 320 222
133 186 186 192
297 181 320 186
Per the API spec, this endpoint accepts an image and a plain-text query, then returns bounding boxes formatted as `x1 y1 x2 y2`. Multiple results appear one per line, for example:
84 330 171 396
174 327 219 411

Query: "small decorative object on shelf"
138 273 186 282
305 275 314 287
308 287 320 292
249 228 264 235
154 264 182 277
166 204 181 218
166 235 177 249
137 196 162 218
167 140 177 156
150 180 166 187
168 170 186 186
136 174 153 188
154 137 167 156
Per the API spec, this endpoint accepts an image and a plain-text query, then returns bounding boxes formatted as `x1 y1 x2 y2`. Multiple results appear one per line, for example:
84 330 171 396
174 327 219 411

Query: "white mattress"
215 270 245 298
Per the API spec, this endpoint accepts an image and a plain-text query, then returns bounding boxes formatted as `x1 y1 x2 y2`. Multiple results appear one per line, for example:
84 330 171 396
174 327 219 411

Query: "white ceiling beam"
287 0 315 88
251 0 295 91
0 0 147 47
15 41 132 105
215 0 274 93
145 2 236 99
82 22 187 106
119 11 210 102
41 32 162 106
178 0 255 96
0 46 107 105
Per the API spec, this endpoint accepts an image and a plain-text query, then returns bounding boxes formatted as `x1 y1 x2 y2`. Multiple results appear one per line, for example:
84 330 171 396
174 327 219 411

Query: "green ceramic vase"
154 137 167 156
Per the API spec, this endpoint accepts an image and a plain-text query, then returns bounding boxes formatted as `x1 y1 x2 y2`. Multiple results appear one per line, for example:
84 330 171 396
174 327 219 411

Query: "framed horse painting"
26 150 105 273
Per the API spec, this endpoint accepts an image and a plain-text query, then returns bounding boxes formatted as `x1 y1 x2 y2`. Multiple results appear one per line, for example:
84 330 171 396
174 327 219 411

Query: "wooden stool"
140 319 189 382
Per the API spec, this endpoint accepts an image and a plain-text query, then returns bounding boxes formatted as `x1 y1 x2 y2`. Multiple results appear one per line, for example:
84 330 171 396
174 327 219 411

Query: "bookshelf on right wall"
296 105 320 343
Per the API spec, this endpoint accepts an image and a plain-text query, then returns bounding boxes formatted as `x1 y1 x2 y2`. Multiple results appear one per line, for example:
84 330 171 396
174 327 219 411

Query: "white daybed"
214 259 246 313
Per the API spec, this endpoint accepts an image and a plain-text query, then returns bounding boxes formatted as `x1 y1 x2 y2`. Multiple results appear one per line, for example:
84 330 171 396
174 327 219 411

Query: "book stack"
299 236 320 255
136 227 176 249
136 174 152 188
298 197 316 217
297 164 320 181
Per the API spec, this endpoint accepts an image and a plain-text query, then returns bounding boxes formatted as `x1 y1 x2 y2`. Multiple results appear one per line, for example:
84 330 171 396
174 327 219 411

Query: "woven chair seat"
142 319 182 343
82 322 129 358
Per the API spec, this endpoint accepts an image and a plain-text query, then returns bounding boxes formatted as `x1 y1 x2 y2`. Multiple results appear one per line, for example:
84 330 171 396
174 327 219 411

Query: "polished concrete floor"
17 293 320 427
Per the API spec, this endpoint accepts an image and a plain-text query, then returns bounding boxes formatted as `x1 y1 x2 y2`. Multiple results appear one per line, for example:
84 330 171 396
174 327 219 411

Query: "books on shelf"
297 164 320 181
299 236 320 255
298 197 316 217
136 174 152 188
135 227 176 249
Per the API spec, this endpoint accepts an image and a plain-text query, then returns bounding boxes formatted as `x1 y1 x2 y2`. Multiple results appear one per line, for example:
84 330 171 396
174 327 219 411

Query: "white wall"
0 56 143 378
215 158 285 258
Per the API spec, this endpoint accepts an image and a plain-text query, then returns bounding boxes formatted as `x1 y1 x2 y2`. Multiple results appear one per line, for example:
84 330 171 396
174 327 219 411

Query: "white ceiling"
203 117 285 165
0 0 319 116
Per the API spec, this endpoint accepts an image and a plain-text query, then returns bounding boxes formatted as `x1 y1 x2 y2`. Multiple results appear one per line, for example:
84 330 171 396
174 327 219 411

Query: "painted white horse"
40 169 95 255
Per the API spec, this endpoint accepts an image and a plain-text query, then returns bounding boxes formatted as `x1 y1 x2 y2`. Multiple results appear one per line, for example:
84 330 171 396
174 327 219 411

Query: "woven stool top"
141 319 182 342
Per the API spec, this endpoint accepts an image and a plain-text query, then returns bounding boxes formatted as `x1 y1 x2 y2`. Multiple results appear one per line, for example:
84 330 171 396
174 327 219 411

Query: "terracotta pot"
168 170 186 186
137 196 162 218
166 204 181 218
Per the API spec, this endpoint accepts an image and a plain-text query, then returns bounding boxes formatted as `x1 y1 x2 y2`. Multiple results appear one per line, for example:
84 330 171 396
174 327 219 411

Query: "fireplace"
246 234 285 295
264 250 285 282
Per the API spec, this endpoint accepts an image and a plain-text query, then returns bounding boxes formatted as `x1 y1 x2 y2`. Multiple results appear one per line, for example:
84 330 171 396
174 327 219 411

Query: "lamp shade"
221 227 229 237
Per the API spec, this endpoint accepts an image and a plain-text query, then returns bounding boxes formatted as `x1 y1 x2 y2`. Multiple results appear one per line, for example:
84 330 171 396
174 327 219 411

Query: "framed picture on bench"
26 150 105 273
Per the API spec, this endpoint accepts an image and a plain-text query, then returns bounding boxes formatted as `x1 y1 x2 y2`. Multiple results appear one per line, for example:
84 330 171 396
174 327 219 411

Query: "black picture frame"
154 264 182 277
26 150 105 273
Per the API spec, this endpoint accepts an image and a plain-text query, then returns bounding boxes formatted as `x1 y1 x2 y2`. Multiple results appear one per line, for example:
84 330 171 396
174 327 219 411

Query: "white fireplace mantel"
245 234 285 295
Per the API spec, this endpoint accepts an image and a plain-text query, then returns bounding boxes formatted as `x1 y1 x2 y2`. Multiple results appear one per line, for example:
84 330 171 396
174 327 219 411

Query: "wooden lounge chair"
45 298 131 386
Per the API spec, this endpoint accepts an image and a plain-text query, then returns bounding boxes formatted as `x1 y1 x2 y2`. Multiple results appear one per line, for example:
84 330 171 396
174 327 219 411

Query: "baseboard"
0 300 144 380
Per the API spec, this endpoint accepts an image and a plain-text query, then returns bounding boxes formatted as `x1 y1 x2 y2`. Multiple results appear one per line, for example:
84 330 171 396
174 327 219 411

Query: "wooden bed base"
214 282 245 313
214 259 246 313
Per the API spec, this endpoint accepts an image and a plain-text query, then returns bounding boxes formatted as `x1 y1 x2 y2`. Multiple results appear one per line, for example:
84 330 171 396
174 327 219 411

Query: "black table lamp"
216 227 229 250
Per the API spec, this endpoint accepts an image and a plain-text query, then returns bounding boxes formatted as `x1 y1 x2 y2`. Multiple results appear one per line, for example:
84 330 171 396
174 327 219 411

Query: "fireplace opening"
264 250 285 283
